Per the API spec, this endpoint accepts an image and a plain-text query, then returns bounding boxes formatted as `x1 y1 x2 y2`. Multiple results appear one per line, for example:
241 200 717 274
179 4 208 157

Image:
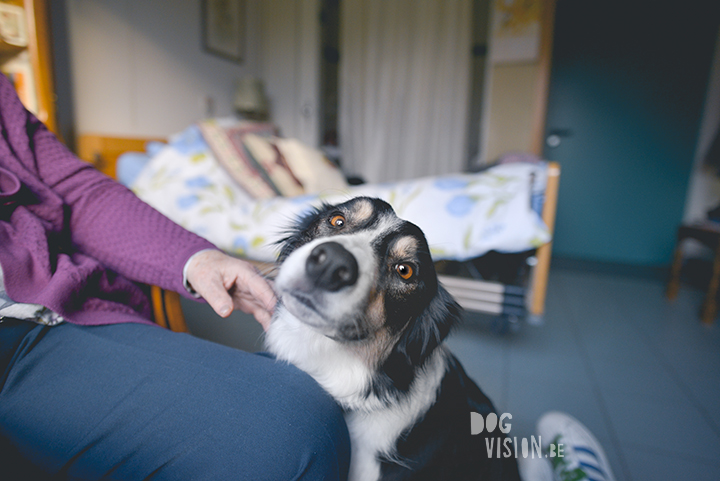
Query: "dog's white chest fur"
266 311 447 481
344 351 447 481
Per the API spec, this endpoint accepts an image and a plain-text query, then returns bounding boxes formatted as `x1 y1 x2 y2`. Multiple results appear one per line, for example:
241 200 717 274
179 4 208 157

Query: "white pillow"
272 137 349 194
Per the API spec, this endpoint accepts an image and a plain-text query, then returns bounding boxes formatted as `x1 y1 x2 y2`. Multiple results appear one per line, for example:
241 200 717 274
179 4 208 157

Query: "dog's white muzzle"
275 234 378 340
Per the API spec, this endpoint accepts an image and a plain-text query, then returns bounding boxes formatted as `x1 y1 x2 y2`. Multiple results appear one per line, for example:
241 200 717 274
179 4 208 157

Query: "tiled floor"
446 267 720 481
182 264 720 481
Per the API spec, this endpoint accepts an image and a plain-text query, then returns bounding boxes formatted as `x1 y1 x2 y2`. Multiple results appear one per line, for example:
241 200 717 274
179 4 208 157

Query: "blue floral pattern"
446 195 478 217
176 194 199 209
185 176 213 189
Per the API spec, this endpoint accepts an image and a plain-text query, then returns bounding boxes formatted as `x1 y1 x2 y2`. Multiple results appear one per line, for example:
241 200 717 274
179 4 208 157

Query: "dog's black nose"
306 241 359 291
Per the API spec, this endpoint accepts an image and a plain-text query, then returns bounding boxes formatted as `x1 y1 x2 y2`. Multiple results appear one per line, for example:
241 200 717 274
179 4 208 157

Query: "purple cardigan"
0 75 215 326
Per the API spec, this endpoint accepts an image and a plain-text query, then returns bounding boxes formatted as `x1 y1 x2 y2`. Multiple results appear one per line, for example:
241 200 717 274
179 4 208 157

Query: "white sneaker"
536 411 616 481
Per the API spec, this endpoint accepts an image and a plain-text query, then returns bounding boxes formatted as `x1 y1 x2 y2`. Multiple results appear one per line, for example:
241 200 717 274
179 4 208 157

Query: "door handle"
546 129 573 148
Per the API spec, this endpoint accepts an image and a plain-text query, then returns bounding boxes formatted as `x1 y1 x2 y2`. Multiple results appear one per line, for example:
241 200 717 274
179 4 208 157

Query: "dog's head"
275 197 460 376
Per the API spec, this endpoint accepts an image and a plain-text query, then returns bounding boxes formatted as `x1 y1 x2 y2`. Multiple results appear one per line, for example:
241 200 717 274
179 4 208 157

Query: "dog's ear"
396 285 461 367
376 285 460 395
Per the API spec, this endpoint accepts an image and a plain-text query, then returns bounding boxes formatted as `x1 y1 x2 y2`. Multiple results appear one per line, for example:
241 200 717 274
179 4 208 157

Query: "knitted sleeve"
0 76 216 295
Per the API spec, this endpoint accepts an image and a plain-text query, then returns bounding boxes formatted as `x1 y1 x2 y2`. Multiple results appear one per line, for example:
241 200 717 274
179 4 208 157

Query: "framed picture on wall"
202 0 245 63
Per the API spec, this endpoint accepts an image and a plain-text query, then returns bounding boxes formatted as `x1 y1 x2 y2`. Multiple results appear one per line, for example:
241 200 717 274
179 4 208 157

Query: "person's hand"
185 250 276 330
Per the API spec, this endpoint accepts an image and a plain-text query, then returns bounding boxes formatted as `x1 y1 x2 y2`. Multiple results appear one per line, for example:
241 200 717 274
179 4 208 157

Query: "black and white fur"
266 197 520 481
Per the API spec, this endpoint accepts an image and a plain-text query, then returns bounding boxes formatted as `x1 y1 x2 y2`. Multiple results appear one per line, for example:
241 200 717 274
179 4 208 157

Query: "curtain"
338 0 473 183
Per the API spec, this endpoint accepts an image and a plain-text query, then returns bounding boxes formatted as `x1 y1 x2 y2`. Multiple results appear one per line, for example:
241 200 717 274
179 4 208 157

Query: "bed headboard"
76 134 165 180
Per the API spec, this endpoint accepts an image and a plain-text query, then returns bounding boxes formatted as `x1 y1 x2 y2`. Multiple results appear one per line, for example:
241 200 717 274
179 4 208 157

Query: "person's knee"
301 388 350 480
265 368 351 480
0 325 349 480
159 363 350 480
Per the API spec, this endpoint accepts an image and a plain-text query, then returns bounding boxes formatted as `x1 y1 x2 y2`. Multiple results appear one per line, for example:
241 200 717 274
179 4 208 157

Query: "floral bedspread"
130 128 551 263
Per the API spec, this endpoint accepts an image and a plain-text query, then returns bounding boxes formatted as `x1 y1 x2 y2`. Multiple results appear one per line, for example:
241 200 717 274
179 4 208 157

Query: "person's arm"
0 76 275 324
0 76 203 293
33 124 211 296
55 156 277 325
42 133 276 323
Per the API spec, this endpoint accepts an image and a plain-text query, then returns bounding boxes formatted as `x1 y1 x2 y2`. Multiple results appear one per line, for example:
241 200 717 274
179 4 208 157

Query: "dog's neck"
267 305 445 413
267 305 451 481
267 305 382 412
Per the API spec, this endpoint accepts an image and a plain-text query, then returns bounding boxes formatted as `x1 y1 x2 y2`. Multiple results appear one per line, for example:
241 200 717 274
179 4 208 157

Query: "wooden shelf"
0 0 57 134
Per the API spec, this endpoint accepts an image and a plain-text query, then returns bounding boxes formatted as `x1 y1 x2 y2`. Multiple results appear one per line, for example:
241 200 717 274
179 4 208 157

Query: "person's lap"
0 320 350 480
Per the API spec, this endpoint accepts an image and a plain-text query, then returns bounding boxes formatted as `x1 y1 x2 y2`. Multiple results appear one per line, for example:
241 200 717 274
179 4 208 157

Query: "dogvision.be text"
470 412 565 460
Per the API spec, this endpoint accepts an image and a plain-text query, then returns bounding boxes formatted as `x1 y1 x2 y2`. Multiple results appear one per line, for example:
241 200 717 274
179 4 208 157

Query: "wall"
478 0 550 165
484 63 538 160
63 0 320 146
683 30 720 225
258 0 320 146
66 0 261 138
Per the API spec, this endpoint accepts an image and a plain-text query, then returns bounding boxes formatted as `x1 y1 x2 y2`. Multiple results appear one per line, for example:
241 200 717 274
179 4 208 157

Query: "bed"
76 123 559 333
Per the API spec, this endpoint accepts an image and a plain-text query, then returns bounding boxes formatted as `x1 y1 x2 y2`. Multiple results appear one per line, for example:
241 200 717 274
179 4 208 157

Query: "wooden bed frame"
76 134 560 332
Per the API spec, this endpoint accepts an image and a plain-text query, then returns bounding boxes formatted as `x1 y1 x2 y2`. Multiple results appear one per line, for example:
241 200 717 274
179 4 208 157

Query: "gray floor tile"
589 357 691 403
668 367 720 430
530 267 720 479
507 341 594 390
602 377 720 464
622 443 720 481
505 375 611 442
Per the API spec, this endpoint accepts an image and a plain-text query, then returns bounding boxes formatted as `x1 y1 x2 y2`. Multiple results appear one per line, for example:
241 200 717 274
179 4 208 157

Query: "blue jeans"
0 320 350 480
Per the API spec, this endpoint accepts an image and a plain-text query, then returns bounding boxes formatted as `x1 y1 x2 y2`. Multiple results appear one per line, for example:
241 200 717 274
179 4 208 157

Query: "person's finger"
238 270 277 313
252 307 272 331
186 251 276 322
236 296 273 331
199 279 235 317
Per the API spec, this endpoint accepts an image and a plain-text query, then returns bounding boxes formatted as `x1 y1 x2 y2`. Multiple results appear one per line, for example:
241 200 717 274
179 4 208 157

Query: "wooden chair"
666 223 720 325
76 135 190 333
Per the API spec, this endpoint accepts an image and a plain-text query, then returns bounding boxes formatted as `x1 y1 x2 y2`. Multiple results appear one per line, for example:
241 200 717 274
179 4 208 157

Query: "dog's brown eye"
395 263 414 280
329 214 346 228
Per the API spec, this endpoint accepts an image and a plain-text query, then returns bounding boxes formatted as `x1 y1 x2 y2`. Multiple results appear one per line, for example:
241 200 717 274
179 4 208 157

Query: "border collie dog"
266 197 520 481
